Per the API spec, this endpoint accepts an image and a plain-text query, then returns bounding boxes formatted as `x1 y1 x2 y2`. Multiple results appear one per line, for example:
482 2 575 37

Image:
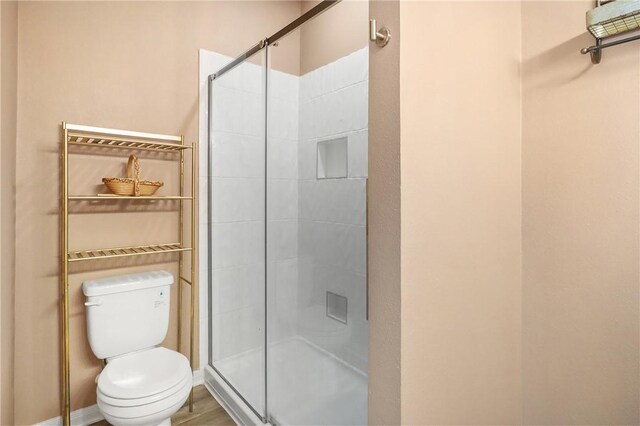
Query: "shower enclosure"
203 1 369 424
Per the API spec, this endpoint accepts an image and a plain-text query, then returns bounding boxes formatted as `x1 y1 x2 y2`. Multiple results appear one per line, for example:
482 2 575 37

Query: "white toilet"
83 270 192 426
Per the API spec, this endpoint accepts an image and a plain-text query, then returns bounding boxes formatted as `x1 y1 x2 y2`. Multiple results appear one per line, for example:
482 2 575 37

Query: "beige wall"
396 1 640 424
1 2 18 425
300 0 369 74
13 2 301 424
8 1 640 425
368 1 402 424
522 1 640 424
399 1 522 424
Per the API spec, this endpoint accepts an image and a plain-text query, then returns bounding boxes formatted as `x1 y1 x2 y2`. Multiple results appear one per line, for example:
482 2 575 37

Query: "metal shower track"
209 0 339 81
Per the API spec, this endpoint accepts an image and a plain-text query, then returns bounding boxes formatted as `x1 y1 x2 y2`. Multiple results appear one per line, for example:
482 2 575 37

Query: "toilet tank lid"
83 270 173 297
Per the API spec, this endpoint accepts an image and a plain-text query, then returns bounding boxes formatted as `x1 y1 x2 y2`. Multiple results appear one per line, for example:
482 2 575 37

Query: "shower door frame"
206 1 343 423
206 46 268 423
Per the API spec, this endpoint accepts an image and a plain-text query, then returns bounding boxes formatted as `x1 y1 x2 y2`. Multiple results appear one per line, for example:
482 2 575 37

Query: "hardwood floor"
91 385 235 426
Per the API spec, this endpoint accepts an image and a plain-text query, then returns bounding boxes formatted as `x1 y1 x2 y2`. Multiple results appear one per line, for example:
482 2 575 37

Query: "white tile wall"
267 179 298 220
210 221 265 269
297 141 317 180
296 259 368 369
268 139 298 179
210 133 264 178
268 258 299 342
348 129 368 178
299 179 366 225
211 263 264 315
296 47 369 371
210 178 264 222
267 220 298 262
298 220 366 274
212 305 264 360
267 67 300 347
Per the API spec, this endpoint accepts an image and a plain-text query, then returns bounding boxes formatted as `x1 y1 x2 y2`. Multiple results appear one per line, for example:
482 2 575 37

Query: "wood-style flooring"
91 385 235 426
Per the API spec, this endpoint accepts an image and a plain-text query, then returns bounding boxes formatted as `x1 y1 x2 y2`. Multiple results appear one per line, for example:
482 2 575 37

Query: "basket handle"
126 154 141 196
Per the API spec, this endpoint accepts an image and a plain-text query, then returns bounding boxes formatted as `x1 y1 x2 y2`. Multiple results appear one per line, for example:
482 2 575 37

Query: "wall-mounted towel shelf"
581 0 640 64
68 195 193 200
67 125 191 152
60 123 197 426
68 243 192 262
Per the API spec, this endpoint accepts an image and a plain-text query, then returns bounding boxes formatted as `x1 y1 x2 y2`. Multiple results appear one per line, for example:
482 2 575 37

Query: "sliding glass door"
265 3 369 423
208 50 267 421
208 2 369 424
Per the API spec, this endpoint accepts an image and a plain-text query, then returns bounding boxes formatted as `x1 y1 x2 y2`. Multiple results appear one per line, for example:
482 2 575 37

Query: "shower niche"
200 1 369 425
317 137 348 179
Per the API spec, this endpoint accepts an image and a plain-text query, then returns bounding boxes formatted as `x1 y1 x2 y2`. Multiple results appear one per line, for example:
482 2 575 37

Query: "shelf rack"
60 123 197 426
68 195 193 200
67 243 191 262
581 0 640 64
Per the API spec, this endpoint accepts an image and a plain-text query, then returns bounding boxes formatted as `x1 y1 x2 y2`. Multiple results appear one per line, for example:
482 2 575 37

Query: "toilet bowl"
96 347 192 426
83 271 192 426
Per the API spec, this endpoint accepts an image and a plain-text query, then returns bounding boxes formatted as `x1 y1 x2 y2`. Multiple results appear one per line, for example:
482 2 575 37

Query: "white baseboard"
36 369 204 426
34 404 103 426
193 367 204 386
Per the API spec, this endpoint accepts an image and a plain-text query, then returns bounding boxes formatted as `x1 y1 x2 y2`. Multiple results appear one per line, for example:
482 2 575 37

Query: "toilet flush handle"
84 300 102 307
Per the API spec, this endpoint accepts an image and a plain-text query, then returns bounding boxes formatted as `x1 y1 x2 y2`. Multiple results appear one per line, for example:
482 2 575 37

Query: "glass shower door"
208 3 369 423
208 49 267 421
266 3 369 424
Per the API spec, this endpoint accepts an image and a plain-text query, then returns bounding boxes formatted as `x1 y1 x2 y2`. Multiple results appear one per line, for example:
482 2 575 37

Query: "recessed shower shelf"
68 243 192 262
68 195 192 200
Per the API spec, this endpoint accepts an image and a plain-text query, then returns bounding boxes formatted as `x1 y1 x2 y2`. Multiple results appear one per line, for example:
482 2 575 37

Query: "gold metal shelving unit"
60 122 197 426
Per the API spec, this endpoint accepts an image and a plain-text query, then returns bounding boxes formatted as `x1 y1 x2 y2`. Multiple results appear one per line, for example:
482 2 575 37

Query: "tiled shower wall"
267 68 301 345
297 47 369 371
199 46 368 371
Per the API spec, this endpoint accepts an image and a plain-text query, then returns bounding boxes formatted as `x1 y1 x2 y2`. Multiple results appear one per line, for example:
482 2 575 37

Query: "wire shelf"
68 195 192 200
582 1 640 63
588 11 640 38
65 123 190 152
68 243 191 262
67 133 190 152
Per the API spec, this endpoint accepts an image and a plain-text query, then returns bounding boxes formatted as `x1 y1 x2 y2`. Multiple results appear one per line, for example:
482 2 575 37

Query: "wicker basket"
102 155 164 196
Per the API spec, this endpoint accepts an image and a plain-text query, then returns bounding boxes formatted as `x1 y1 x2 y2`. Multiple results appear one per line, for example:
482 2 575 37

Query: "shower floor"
213 336 368 425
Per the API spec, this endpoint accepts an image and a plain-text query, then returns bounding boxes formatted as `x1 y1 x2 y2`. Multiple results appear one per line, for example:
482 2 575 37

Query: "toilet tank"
82 270 173 360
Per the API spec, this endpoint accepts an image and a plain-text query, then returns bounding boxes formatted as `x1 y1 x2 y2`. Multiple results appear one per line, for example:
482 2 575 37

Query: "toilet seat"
96 347 192 426
98 347 191 399
98 378 191 418
98 373 191 407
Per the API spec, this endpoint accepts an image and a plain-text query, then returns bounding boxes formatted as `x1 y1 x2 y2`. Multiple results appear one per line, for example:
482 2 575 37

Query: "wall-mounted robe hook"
370 19 391 47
